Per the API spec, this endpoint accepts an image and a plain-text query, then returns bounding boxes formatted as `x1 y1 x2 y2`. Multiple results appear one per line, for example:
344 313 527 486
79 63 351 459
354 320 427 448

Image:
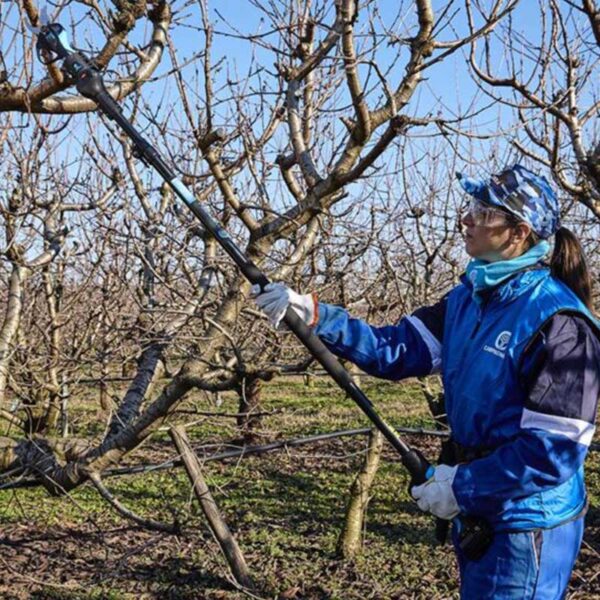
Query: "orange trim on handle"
310 292 319 327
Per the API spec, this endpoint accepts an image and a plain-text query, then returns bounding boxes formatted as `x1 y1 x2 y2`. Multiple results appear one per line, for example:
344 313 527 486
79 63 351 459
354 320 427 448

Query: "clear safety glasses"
464 198 512 227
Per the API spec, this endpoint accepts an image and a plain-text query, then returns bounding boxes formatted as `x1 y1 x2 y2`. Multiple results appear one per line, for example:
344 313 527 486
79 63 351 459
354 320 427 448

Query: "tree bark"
418 376 447 429
169 425 254 590
336 428 384 559
236 375 262 444
0 264 28 409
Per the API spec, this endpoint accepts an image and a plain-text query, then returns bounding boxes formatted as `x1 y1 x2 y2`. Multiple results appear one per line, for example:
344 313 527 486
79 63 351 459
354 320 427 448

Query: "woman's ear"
512 222 532 244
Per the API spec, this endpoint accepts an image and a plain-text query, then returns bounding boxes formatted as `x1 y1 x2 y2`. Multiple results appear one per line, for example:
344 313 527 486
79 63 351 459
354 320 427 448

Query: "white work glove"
411 464 460 520
251 282 318 329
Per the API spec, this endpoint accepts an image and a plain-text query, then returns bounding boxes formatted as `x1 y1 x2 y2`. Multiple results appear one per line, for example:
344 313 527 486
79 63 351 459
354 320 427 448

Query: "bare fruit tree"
467 0 600 216
13 7 600 590
0 0 520 495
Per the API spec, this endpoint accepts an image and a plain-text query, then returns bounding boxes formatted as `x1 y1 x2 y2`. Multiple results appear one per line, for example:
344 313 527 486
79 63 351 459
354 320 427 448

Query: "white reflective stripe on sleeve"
521 408 596 446
405 316 442 373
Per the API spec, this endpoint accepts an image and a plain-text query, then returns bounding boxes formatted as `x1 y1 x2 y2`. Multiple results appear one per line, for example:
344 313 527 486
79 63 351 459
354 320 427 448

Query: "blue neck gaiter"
466 241 550 304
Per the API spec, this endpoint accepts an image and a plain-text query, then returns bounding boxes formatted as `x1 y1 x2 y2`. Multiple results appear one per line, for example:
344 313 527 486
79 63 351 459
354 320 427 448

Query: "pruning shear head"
29 9 75 65
36 24 65 65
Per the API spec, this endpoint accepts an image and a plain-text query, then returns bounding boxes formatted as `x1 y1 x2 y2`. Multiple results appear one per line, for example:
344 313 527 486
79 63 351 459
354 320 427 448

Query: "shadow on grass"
585 501 599 526
368 501 442 546
111 556 236 592
227 467 440 549
1 523 246 600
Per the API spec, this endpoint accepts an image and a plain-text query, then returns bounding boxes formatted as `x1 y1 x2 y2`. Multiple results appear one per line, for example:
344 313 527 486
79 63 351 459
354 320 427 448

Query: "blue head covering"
456 164 561 239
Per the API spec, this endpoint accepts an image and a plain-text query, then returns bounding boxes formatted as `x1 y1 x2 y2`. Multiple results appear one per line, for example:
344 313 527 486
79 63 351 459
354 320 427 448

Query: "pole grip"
401 447 434 486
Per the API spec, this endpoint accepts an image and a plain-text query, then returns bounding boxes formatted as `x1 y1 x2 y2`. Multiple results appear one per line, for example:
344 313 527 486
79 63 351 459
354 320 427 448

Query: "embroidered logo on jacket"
483 330 512 358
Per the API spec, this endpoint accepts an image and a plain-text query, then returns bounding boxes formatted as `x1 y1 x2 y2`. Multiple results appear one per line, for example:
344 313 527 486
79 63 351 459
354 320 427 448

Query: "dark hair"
549 227 594 312
523 225 594 311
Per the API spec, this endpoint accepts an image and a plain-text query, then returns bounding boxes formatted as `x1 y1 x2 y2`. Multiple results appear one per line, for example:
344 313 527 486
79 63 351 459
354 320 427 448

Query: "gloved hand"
411 464 460 520
251 282 318 329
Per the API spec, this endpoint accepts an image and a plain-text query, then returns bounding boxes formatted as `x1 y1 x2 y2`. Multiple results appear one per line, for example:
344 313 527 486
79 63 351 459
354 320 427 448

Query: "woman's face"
461 199 531 262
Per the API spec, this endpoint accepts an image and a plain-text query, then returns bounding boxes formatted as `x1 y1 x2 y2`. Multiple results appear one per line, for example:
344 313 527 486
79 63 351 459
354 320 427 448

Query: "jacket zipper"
470 310 483 339
470 298 489 339
454 303 486 379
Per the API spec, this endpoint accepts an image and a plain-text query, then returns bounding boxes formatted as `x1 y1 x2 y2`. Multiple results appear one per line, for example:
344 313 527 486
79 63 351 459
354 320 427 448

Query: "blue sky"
0 1 586 151
1 1 597 217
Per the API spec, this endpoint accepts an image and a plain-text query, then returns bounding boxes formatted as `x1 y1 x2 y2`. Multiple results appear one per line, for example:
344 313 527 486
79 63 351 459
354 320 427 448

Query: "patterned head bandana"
456 164 561 239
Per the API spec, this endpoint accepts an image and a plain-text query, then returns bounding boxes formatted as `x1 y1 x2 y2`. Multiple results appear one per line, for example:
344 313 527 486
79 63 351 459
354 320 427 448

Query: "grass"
0 377 598 599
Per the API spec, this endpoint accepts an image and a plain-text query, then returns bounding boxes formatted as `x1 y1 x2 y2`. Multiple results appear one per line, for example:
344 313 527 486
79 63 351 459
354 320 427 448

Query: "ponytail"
550 227 594 312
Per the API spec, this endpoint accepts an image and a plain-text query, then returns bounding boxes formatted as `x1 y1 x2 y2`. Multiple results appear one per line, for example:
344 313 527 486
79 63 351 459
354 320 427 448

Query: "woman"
254 164 600 599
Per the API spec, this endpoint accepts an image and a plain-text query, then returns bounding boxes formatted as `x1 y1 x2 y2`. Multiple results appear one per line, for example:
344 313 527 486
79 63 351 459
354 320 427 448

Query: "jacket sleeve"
312 296 446 380
453 314 600 516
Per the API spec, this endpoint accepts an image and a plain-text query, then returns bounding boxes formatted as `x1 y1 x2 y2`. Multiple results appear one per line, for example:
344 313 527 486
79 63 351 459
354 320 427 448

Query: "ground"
0 377 598 599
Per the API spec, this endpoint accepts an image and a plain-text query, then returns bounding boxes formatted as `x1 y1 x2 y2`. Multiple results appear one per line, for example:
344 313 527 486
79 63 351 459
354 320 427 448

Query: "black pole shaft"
36 24 494 560
72 67 415 459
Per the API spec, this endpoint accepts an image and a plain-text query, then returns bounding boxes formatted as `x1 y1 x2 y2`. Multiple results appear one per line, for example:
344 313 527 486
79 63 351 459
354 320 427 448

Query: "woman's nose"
462 211 475 227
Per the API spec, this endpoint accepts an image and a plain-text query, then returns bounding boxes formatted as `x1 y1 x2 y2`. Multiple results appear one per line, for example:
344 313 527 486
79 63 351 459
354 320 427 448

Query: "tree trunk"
303 372 314 387
348 362 362 389
236 375 262 444
0 264 28 409
41 267 62 430
418 376 447 429
336 428 384 559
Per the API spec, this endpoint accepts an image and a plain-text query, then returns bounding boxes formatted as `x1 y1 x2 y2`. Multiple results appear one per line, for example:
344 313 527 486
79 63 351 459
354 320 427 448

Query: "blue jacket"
314 267 600 531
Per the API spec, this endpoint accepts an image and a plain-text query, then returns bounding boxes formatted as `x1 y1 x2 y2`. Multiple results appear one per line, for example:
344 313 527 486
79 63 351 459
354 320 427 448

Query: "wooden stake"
169 425 254 590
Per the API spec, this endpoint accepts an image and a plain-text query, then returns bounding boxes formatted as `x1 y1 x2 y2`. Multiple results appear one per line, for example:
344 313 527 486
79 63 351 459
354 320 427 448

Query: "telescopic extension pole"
34 22 431 480
35 23 492 560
